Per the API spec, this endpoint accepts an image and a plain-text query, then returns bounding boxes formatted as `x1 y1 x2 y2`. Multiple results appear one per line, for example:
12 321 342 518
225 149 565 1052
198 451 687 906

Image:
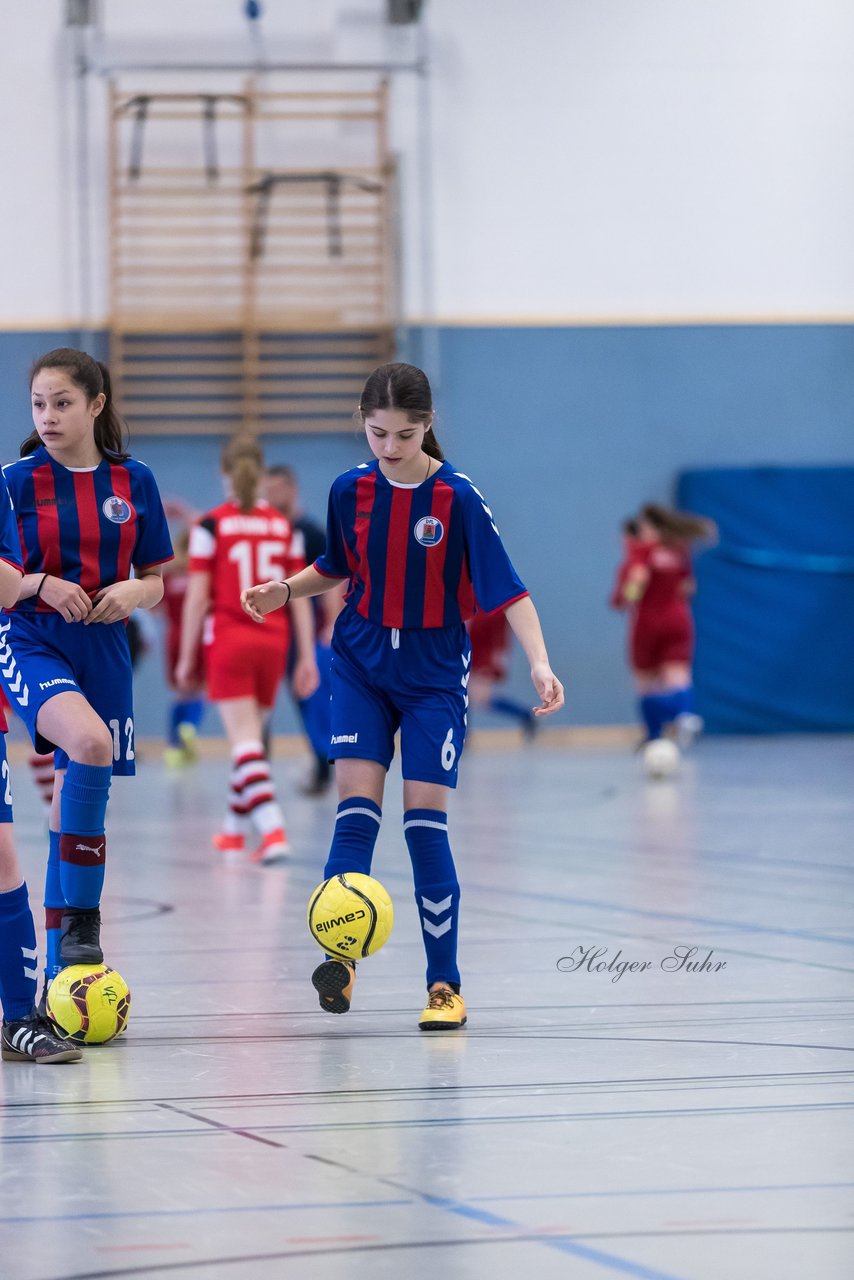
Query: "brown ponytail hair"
23 348 130 460
357 362 444 462
641 503 717 545
221 434 264 513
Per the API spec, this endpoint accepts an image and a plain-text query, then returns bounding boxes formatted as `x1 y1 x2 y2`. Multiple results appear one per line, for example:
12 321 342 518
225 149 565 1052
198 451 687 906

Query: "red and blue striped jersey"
3 446 173 615
0 473 23 731
314 460 528 629
0 473 23 580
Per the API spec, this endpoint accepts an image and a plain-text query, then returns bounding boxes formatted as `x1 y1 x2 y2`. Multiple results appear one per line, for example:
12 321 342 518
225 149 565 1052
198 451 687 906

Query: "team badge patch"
102 496 133 524
414 516 444 547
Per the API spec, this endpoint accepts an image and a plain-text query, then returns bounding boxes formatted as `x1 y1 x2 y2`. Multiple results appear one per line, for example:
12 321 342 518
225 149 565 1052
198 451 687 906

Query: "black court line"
156 1101 288 1149
46 1225 854 1280
3 1065 853 1115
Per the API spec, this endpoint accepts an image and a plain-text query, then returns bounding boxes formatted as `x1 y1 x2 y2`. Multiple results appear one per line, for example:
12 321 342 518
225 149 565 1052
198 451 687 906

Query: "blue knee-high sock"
59 762 112 909
404 809 460 990
323 797 382 880
0 881 38 1021
673 685 694 716
45 829 64 982
639 691 685 740
489 695 535 727
169 698 204 745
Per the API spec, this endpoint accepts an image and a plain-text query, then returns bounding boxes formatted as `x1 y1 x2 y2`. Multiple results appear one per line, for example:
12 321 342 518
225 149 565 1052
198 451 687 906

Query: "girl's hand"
291 655 320 701
173 655 199 694
241 580 290 622
530 662 565 716
86 580 144 625
39 576 94 623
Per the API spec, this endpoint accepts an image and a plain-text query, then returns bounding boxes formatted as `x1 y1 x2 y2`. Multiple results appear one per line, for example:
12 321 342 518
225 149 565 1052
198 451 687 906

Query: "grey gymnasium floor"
1 730 852 1280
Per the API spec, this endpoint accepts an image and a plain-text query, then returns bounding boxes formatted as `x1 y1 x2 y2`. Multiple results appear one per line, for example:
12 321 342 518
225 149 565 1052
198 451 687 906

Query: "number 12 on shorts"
109 717 135 763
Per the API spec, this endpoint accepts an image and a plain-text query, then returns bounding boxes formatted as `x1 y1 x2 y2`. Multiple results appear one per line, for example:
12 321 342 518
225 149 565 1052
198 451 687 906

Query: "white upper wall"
1 0 852 325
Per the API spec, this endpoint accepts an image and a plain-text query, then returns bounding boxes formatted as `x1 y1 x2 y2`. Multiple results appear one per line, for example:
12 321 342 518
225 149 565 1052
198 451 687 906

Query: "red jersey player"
160 522 205 765
175 436 318 863
616 503 716 752
467 606 536 735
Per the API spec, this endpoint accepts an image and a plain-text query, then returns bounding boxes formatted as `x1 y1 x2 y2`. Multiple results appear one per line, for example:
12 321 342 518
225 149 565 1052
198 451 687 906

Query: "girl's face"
31 369 104 465
364 407 431 483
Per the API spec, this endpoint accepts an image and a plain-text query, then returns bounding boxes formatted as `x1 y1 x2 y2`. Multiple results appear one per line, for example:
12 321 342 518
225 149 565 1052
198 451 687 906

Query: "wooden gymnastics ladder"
107 78 397 435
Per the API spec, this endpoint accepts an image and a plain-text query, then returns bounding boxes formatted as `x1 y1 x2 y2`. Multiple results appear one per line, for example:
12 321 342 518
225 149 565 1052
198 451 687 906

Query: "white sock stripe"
422 917 452 939
403 819 448 832
240 779 277 804
232 761 272 787
336 807 382 825
421 894 453 915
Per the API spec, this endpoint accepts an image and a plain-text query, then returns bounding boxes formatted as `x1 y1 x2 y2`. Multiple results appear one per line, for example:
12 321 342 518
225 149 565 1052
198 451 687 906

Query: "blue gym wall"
1 323 853 737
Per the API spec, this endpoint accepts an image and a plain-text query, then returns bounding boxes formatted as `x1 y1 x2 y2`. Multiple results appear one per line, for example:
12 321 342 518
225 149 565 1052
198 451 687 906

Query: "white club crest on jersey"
414 516 444 547
102 496 133 524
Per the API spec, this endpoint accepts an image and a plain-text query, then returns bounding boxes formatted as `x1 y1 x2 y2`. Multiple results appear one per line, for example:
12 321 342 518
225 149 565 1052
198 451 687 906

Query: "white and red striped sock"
229 741 286 838
29 753 55 812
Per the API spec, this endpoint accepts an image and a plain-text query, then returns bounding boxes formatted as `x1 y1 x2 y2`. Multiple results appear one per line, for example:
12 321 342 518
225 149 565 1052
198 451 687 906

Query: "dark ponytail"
641 503 717 545
23 348 130 460
357 362 444 462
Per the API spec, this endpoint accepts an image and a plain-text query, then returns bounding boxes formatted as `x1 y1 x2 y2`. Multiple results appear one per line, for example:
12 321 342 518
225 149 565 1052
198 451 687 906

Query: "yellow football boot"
418 984 467 1031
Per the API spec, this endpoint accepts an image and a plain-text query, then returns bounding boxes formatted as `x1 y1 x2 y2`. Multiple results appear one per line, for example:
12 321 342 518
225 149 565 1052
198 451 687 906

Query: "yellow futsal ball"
46 965 131 1044
307 872 394 960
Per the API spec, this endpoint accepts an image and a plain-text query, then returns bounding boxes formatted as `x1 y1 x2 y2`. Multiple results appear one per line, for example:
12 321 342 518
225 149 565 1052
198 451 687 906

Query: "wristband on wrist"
279 581 292 605
34 573 48 600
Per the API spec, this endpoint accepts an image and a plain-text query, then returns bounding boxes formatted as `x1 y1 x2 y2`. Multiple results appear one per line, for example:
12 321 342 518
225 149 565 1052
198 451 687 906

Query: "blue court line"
1 1182 850 1227
423 1195 686 1280
464 877 854 949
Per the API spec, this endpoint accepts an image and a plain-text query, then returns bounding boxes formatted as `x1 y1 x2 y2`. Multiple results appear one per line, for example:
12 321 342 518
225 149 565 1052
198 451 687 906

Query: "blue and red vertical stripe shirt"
2 446 173 614
314 459 528 629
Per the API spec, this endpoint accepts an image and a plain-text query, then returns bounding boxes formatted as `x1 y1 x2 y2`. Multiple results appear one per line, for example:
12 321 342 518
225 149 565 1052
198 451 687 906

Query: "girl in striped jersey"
0 465 81 1064
0 348 173 1012
242 363 564 1030
176 436 318 863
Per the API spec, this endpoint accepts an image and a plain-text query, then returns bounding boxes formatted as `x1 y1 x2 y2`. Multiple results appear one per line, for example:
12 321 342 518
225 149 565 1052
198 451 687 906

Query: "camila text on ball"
556 945 726 982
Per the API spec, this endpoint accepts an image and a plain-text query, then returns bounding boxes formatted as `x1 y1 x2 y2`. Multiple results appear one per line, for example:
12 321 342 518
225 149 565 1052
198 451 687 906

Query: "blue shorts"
0 734 13 824
0 613 135 775
329 608 470 788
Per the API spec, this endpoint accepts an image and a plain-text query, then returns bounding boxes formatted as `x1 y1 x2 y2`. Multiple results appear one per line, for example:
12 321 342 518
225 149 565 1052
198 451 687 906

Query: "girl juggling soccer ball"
0 348 172 1017
242 363 563 1030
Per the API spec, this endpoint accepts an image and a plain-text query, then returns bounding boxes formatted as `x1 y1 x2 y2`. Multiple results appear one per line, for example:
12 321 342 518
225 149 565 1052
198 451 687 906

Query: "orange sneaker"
251 828 290 865
212 833 245 854
418 985 467 1031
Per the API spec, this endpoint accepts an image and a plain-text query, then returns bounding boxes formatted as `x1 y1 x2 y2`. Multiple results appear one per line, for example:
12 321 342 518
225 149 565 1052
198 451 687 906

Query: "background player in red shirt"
242 363 564 1030
466 605 537 736
175 436 318 864
159 512 205 767
616 503 716 748
261 465 344 794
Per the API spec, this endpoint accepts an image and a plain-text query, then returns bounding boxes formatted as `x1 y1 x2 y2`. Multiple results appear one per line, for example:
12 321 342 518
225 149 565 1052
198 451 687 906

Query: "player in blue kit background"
0 348 173 1011
242 363 564 1030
